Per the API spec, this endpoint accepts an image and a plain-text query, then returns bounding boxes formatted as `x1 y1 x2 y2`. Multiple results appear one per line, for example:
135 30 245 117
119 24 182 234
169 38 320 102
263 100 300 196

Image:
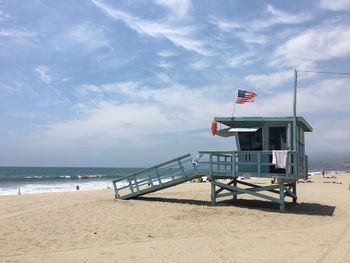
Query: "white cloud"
236 77 350 116
21 80 234 165
0 29 36 38
157 61 173 69
225 51 257 68
297 78 350 113
236 32 269 45
190 59 210 70
69 23 111 51
14 76 350 166
35 66 52 84
91 0 209 55
210 5 312 45
0 10 11 21
209 17 269 45
258 5 312 29
154 0 191 18
157 50 177 57
51 22 111 53
34 81 231 152
245 70 292 90
209 18 242 32
319 0 350 11
272 20 350 67
308 117 350 159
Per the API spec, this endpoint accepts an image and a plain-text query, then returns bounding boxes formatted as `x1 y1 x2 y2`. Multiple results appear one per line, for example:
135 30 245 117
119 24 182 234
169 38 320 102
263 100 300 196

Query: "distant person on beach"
76 185 80 191
322 170 326 178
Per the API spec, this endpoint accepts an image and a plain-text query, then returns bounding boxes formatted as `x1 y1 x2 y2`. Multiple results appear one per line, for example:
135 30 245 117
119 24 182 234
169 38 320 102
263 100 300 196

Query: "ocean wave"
0 180 128 196
0 167 141 182
78 174 103 179
1 174 116 181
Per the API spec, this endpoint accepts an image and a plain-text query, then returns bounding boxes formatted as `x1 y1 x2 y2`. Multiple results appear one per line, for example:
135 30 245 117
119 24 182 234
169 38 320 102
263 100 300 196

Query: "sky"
1 0 350 167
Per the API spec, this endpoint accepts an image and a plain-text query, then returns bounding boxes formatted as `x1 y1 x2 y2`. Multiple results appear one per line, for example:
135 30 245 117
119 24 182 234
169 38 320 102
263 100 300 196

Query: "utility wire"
297 69 350 76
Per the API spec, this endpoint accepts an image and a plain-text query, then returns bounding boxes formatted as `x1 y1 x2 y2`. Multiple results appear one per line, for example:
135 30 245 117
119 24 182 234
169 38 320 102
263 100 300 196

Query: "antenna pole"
293 69 297 121
292 69 299 178
293 69 298 151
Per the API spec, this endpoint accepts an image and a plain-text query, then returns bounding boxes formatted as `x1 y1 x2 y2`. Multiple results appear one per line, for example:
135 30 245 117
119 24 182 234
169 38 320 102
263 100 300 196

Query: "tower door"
268 127 287 173
269 127 287 150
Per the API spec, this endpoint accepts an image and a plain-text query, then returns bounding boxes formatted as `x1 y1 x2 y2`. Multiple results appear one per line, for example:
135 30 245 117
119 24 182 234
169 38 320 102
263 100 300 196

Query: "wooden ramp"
112 154 207 200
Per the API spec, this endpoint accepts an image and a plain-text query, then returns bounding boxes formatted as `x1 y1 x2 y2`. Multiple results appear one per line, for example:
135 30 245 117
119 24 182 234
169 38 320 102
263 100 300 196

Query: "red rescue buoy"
211 120 217 136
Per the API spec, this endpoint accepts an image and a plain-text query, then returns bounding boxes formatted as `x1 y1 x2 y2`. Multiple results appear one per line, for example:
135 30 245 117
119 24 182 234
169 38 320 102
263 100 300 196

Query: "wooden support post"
178 160 186 177
257 152 261 176
292 182 297 203
155 168 162 185
211 180 216 206
134 176 140 193
279 181 285 211
231 152 235 177
217 155 219 171
128 179 134 194
148 173 154 187
113 182 119 199
233 177 237 201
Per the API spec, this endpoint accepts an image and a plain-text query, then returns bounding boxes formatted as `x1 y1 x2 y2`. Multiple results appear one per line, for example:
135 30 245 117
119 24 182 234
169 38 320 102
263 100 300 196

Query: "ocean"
0 166 141 196
0 164 342 196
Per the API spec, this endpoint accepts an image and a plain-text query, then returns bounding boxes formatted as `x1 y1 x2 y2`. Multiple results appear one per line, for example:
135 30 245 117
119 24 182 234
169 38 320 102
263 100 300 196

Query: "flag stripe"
235 90 256 104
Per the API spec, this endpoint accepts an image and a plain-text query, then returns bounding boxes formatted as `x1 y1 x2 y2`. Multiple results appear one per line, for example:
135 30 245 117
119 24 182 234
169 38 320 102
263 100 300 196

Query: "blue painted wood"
211 179 216 205
113 154 206 200
214 181 282 204
279 181 285 211
199 151 298 179
112 150 300 211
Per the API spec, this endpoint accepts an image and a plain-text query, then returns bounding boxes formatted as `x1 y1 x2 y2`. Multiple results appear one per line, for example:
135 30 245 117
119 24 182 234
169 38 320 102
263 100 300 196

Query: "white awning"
216 128 234 137
229 127 259 132
216 127 260 137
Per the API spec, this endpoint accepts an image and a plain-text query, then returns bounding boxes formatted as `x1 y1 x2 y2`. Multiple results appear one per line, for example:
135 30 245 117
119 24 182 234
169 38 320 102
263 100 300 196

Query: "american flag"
235 90 256 104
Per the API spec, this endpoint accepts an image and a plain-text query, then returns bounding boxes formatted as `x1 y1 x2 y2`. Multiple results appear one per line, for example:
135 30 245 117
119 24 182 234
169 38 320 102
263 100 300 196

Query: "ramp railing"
112 154 205 199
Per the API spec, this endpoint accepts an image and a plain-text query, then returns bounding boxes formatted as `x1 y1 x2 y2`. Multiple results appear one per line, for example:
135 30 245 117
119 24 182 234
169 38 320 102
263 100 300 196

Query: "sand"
1 174 350 263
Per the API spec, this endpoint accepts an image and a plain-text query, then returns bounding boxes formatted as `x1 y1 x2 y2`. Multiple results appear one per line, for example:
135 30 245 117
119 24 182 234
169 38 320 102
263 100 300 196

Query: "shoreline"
2 172 345 197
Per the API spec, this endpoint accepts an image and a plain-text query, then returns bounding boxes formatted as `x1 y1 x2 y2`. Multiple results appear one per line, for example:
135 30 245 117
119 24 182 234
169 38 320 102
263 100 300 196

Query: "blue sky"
1 0 350 167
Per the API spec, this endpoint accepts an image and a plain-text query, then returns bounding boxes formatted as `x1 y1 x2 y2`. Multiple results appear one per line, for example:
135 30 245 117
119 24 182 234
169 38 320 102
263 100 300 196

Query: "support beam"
285 185 297 200
215 178 235 195
233 177 237 201
236 180 295 198
292 182 297 203
214 182 282 204
211 179 216 205
279 181 285 211
212 179 298 211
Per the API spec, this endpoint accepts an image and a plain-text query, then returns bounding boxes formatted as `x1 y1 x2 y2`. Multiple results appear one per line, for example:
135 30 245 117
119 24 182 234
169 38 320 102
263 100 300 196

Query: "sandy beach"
1 174 350 263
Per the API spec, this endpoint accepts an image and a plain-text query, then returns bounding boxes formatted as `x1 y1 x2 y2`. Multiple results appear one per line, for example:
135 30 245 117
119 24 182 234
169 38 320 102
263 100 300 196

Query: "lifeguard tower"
111 114 312 211
205 116 312 210
112 69 312 211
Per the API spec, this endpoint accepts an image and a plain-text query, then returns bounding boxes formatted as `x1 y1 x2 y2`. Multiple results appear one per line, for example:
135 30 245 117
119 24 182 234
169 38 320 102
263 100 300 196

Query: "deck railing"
198 150 299 179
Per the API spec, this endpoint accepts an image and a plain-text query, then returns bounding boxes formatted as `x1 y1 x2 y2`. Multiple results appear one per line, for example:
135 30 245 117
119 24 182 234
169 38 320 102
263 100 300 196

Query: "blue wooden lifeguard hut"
112 71 312 211
111 115 312 211
202 116 312 210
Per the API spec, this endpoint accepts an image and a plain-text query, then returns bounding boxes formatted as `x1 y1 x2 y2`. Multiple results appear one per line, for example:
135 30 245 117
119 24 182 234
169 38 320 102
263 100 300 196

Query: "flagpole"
293 69 299 179
231 102 236 117
293 69 298 152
